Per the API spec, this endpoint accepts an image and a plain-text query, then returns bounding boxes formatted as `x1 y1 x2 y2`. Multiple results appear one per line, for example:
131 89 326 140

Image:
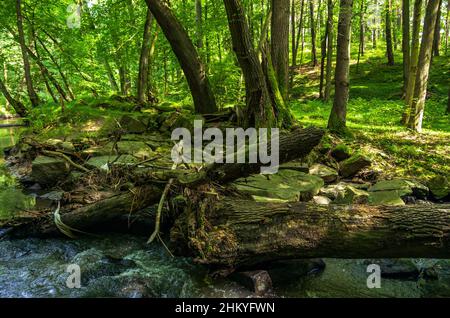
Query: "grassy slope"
289 47 450 180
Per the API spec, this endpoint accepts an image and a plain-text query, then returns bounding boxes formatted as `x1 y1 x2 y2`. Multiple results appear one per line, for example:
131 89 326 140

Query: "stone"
115 141 153 160
330 144 352 161
368 179 429 199
119 115 147 134
279 161 309 173
339 153 371 178
368 191 405 206
427 175 450 200
30 156 71 187
309 163 339 183
39 191 64 201
231 270 272 296
233 169 324 202
334 186 369 204
45 139 75 152
87 155 138 170
313 195 332 205
267 259 326 285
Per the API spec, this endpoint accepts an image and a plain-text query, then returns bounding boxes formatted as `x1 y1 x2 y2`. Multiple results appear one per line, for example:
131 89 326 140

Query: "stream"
1 119 450 298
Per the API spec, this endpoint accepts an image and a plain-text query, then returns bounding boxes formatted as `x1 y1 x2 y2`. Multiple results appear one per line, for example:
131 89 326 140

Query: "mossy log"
171 199 450 268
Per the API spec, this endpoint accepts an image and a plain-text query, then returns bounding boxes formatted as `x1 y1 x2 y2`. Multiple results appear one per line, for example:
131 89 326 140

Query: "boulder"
339 153 371 178
368 179 429 199
233 169 324 202
309 163 339 183
312 195 332 205
319 182 369 200
30 156 71 187
334 185 369 204
427 175 450 200
115 141 153 160
279 161 309 173
267 259 326 285
330 144 352 161
119 115 147 134
230 270 272 296
87 155 138 170
368 191 405 206
45 139 75 152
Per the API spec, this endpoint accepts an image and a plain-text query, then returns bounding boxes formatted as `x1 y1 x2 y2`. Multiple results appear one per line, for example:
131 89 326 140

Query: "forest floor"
290 48 450 180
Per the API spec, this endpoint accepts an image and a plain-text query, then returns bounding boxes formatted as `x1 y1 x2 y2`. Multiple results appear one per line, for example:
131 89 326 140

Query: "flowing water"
1 119 450 298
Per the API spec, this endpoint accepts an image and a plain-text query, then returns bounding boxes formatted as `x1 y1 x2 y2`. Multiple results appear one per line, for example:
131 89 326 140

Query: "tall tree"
446 0 450 54
319 0 333 99
408 0 441 132
402 0 423 124
385 0 395 65
433 0 443 56
145 0 217 114
137 9 154 104
309 0 318 66
271 0 290 100
402 0 410 93
195 0 203 50
328 0 354 134
15 0 39 107
291 0 297 67
324 0 334 102
0 76 27 117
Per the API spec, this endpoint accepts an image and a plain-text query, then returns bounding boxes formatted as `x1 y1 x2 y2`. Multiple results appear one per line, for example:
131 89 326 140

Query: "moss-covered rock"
334 186 369 204
339 153 371 178
330 143 352 161
87 155 138 169
368 190 405 206
309 163 339 183
427 175 450 200
30 156 71 187
368 179 429 199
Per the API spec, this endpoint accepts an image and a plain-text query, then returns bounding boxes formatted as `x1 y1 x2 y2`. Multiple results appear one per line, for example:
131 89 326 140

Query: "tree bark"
0 77 28 117
433 0 443 56
137 9 154 104
402 0 423 124
16 0 39 107
145 0 217 114
271 0 290 100
324 0 334 102
195 0 204 50
408 0 441 132
173 199 450 267
327 0 353 134
291 0 297 67
385 0 395 65
402 0 411 94
309 0 318 66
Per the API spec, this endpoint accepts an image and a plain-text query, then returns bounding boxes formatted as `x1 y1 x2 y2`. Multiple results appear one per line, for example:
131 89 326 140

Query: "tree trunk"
0 77 28 117
137 9 154 104
271 0 290 100
402 0 411 94
195 0 204 50
402 0 423 124
324 0 334 102
327 0 353 134
319 6 330 99
16 0 39 107
291 0 297 67
360 0 366 56
309 0 318 66
145 0 217 114
445 0 450 54
385 0 395 65
433 0 443 56
173 199 450 268
408 0 441 132
296 0 305 65
372 0 378 49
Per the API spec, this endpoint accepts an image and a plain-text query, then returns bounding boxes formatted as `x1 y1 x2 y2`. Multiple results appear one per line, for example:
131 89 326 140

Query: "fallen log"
171 199 450 268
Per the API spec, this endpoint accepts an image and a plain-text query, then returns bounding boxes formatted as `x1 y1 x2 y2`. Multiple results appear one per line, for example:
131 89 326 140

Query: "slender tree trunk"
408 0 441 132
137 9 154 104
291 0 297 67
3 62 10 111
385 0 395 65
309 0 318 66
360 0 365 56
324 0 334 102
195 0 203 50
445 0 449 54
16 0 39 107
145 0 217 114
433 0 443 56
402 0 411 94
328 0 353 134
319 5 330 99
372 0 378 48
0 77 28 117
104 58 120 93
296 0 305 65
271 0 290 100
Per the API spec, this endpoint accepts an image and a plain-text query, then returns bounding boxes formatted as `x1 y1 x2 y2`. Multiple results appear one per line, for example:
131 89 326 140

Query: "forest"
0 0 449 298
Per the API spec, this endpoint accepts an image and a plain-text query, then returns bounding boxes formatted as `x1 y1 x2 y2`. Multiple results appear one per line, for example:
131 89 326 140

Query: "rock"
119 115 147 134
427 175 450 200
45 139 75 152
267 259 326 285
320 182 369 200
363 259 419 280
39 191 64 201
339 153 371 178
87 155 138 170
330 143 352 161
115 141 153 160
30 156 71 187
233 169 324 202
368 179 429 199
334 185 369 204
309 163 339 183
313 195 332 205
368 191 405 206
230 270 272 296
416 199 433 205
279 161 309 173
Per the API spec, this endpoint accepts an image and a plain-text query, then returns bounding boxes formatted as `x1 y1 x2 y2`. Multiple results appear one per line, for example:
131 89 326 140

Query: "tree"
402 0 410 93
328 0 354 134
320 0 333 99
144 0 217 114
309 0 318 66
271 0 290 100
408 0 441 132
0 76 27 117
137 9 154 104
324 0 334 102
433 0 443 56
385 0 395 65
16 0 39 107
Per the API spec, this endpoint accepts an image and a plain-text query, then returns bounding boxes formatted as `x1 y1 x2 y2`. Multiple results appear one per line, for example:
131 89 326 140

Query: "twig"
42 150 90 173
